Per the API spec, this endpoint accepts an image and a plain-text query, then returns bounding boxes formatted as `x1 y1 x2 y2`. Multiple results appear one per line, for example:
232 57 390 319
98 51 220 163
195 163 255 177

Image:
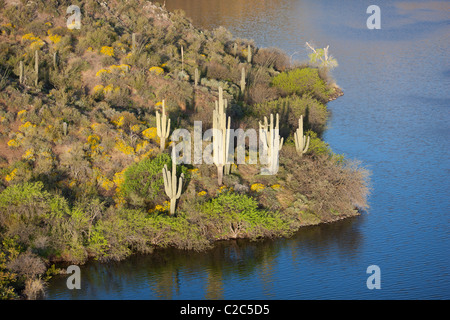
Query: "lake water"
45 0 450 299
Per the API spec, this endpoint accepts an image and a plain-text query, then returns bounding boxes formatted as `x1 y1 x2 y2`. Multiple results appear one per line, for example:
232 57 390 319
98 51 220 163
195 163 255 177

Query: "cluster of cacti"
156 100 171 151
162 148 184 215
213 87 232 185
259 113 284 175
294 115 310 156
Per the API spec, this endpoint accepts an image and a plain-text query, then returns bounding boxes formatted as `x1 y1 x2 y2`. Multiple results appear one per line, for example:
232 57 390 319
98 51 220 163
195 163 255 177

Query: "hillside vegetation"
0 0 369 299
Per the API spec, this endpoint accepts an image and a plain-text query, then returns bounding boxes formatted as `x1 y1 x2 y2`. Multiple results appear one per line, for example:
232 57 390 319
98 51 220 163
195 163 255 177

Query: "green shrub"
199 192 290 240
272 67 331 102
120 153 171 208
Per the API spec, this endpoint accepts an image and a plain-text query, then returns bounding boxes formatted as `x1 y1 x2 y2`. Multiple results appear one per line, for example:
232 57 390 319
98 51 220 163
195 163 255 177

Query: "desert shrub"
272 67 331 102
0 182 73 253
280 148 370 221
305 130 331 156
81 25 118 51
198 192 290 240
0 237 21 300
206 60 230 81
253 47 290 71
120 153 172 209
247 83 279 104
6 251 46 279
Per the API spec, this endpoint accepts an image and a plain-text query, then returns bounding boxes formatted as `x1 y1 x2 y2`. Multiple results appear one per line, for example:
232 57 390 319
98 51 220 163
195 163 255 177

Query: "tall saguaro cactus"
53 51 59 70
213 87 232 185
247 44 252 63
259 113 284 175
156 100 171 151
181 45 184 72
162 149 184 215
294 115 310 156
194 68 199 86
132 33 137 53
19 61 24 84
240 67 246 93
34 50 39 87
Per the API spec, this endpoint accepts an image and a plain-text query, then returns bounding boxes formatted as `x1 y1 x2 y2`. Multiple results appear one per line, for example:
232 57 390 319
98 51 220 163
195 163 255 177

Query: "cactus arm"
165 118 171 139
176 173 184 199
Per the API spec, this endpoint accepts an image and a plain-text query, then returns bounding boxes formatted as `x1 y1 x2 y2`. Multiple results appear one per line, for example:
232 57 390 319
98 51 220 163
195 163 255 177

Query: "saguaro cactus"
34 50 39 87
132 33 137 52
19 61 24 84
53 51 59 70
156 100 171 151
162 149 184 215
213 87 232 185
181 45 184 72
194 67 199 86
259 113 284 175
240 67 246 93
63 122 68 136
247 44 252 63
294 115 310 156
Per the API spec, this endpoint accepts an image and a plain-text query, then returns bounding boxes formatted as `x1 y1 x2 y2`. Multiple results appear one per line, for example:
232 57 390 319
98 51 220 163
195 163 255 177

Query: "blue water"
46 0 450 299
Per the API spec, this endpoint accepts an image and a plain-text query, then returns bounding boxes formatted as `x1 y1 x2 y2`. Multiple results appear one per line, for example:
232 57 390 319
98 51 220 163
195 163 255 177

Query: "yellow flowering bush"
103 84 114 94
250 183 265 192
22 149 35 161
17 109 27 118
96 172 115 191
95 69 111 77
87 134 101 145
130 124 141 133
115 139 135 156
198 191 207 196
100 46 114 57
49 33 62 44
109 64 131 74
135 140 149 153
87 134 103 155
19 121 36 133
112 116 124 127
5 169 17 182
188 168 199 175
22 33 45 50
149 66 164 75
7 137 21 148
217 185 228 193
271 184 282 190
142 127 157 140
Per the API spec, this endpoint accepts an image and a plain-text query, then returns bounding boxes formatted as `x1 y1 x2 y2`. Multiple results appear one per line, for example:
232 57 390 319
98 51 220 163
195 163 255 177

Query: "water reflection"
46 218 363 299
